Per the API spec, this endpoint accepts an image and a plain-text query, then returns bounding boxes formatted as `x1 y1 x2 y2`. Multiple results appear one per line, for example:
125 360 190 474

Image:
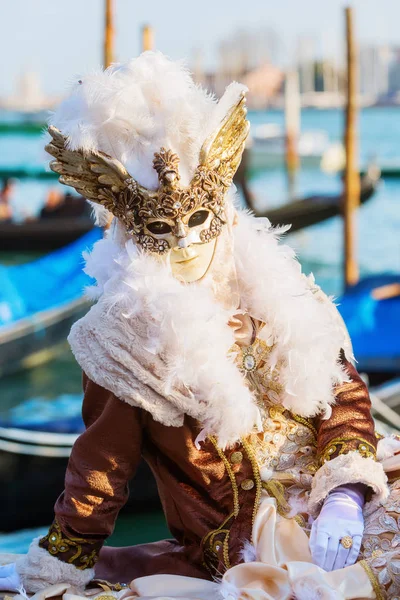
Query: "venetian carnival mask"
45 92 249 283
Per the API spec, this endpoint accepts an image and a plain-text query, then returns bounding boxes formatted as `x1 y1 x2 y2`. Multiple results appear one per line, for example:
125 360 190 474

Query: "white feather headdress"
48 51 247 193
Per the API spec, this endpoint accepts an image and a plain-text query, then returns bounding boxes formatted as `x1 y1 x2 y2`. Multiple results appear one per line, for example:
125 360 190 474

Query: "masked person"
4 52 400 600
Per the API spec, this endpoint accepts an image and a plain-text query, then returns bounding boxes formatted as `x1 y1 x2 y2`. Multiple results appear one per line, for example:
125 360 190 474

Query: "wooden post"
343 6 360 288
104 0 114 68
142 25 154 52
284 70 300 200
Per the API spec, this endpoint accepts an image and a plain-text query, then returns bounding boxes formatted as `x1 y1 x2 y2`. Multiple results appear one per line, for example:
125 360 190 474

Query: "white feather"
234 212 349 418
47 52 241 190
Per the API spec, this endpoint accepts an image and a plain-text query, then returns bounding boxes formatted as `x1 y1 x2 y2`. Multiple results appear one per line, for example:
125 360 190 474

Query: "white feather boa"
68 211 350 447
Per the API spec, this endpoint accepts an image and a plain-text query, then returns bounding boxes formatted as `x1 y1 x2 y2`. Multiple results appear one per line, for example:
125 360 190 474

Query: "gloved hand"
0 563 21 592
310 484 366 571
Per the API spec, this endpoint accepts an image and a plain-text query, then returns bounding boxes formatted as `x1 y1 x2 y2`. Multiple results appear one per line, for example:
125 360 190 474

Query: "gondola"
338 274 400 380
258 168 380 232
0 396 159 532
0 229 102 377
0 195 94 252
0 217 95 252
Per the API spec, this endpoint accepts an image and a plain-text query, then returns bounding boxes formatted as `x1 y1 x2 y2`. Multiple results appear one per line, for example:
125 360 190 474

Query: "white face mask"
143 208 220 283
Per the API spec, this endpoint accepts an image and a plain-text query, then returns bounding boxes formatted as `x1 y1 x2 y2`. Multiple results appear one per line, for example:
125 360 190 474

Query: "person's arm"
309 352 388 571
16 374 144 593
309 351 388 515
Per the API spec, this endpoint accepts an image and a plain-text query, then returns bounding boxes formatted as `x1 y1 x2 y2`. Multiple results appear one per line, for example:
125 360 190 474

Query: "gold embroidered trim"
209 436 240 516
201 515 233 576
222 531 231 569
262 480 291 517
291 413 318 438
39 520 99 570
359 560 385 600
241 437 262 540
294 513 306 528
319 437 376 465
91 580 128 592
201 438 241 575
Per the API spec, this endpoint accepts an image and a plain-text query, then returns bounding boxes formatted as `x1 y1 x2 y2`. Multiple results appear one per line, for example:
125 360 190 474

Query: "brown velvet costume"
39 355 377 585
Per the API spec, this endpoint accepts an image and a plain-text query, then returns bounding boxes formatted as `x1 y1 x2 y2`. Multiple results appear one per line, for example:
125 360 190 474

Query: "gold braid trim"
209 436 240 516
222 531 231 570
319 436 376 466
90 580 128 592
262 480 291 517
39 520 100 570
291 413 318 438
201 438 241 575
241 437 262 541
359 560 385 600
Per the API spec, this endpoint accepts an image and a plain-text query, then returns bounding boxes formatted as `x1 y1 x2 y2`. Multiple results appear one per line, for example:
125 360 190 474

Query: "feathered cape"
68 212 350 448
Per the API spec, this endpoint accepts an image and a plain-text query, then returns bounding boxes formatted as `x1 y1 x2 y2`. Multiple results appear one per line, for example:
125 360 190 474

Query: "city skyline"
1 0 400 96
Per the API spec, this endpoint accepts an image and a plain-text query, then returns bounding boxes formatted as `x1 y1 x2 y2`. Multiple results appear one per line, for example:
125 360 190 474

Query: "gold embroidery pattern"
39 520 100 570
241 437 262 537
91 580 128 592
231 338 284 409
291 413 318 438
359 481 400 598
262 480 291 517
201 439 241 575
319 437 376 465
209 436 239 517
359 560 386 600
201 513 235 575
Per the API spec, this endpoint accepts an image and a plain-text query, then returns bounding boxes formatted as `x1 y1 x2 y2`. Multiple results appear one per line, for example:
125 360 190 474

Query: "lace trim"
39 520 101 570
319 436 376 465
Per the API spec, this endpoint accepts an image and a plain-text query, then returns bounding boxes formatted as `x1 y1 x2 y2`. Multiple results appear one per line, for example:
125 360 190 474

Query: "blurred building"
388 49 400 95
192 27 284 109
297 36 316 95
359 45 391 101
0 71 59 112
241 63 284 109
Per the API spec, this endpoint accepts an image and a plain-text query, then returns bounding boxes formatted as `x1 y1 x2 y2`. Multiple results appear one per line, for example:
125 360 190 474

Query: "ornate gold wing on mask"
197 90 250 188
45 125 154 226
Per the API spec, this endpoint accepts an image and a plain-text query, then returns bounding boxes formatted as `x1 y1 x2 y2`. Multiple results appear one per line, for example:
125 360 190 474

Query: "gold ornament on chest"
231 337 284 408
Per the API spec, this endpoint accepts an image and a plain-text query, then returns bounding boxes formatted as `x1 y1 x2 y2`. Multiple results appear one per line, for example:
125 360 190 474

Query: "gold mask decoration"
46 92 249 280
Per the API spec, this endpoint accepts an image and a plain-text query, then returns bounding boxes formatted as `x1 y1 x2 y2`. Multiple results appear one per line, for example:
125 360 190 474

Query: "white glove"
0 563 21 592
310 484 365 571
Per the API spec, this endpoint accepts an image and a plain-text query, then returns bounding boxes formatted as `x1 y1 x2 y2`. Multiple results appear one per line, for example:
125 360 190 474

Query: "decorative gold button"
241 478 255 491
230 451 243 464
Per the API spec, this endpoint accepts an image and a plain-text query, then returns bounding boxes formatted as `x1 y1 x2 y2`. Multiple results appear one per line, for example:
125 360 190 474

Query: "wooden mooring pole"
285 70 300 201
104 0 114 68
142 25 154 52
343 6 360 288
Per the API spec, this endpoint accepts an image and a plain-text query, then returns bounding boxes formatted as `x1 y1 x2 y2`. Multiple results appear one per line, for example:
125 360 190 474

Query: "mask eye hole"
188 210 209 228
147 221 172 235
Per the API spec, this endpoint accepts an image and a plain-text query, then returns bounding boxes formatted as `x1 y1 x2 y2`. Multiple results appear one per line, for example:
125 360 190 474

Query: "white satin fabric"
125 493 375 600
3 494 376 600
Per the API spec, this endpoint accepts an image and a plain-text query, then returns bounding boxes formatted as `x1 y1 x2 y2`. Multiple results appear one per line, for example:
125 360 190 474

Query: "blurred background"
0 0 399 555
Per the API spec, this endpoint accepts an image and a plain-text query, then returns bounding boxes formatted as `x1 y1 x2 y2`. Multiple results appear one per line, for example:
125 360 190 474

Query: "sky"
1 0 400 96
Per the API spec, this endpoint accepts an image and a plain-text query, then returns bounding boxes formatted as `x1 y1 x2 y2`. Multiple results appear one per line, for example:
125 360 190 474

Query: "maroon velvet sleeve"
39 374 144 568
315 351 377 464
